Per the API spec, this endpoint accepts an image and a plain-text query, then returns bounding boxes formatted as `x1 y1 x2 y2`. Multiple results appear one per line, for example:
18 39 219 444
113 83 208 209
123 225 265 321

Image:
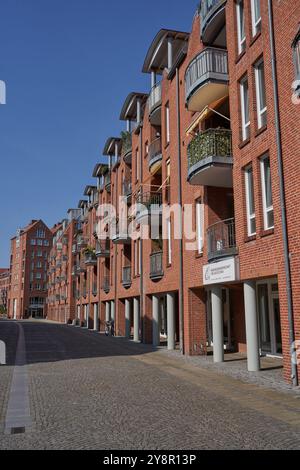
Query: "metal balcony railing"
136 191 162 210
77 236 88 249
207 218 237 261
150 252 164 280
199 0 227 36
105 173 111 192
122 266 132 288
123 180 132 197
149 82 162 115
185 47 228 103
84 252 97 266
188 129 232 169
121 131 132 158
149 138 162 168
95 240 110 258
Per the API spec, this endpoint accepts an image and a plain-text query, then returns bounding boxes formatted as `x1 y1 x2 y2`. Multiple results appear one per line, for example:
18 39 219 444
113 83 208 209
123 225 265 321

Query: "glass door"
257 280 282 356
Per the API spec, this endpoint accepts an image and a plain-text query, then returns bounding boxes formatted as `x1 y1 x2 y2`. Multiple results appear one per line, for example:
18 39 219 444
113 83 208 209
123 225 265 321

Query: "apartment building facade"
0 269 10 313
8 220 53 319
46 0 300 385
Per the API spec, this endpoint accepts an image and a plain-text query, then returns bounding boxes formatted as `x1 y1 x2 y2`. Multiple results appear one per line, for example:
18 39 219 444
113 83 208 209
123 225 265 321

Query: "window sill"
235 49 246 65
249 31 261 47
238 137 251 150
244 235 257 243
260 228 275 238
255 124 267 138
195 252 204 259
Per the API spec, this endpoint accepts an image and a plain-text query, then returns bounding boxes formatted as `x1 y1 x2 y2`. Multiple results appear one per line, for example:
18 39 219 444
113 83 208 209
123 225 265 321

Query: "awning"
186 96 229 136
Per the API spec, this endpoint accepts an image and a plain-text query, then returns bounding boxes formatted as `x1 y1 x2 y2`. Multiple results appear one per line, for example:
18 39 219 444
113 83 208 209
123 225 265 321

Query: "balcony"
84 251 97 266
92 283 98 297
185 47 228 112
122 266 132 289
207 218 237 262
71 265 77 277
149 82 162 125
136 191 162 223
82 288 87 299
95 240 110 258
148 138 162 172
77 236 88 249
112 222 131 245
121 131 132 165
200 0 227 45
102 276 110 294
123 180 132 199
76 263 86 275
187 129 233 187
150 252 164 281
105 173 111 193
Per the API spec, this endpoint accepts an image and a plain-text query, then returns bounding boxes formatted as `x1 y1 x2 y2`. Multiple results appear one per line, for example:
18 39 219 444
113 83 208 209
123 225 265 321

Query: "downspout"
176 68 184 354
268 0 298 386
114 165 118 334
139 126 144 343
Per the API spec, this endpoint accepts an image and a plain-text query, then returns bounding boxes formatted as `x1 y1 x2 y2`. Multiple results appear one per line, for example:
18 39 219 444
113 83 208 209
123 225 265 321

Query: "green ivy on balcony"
121 131 132 156
187 128 232 169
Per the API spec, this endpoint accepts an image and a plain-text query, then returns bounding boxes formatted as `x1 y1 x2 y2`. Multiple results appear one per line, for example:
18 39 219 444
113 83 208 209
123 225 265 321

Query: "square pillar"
93 303 99 331
125 299 131 339
244 281 261 372
211 286 224 363
133 297 140 342
152 295 160 347
167 292 176 350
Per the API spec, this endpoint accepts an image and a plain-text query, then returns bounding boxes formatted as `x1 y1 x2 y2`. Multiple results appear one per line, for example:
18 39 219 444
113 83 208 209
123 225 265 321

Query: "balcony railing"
105 173 111 192
77 236 88 249
121 131 132 164
95 240 110 258
149 82 162 116
136 191 162 210
150 251 164 280
207 218 237 261
200 0 227 40
84 252 97 266
188 128 232 166
185 47 228 110
102 276 110 294
149 138 162 169
123 180 132 198
122 266 132 288
92 283 98 296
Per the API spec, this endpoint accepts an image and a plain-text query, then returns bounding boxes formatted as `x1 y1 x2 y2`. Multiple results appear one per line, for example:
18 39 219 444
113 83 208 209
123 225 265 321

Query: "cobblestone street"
0 319 299 450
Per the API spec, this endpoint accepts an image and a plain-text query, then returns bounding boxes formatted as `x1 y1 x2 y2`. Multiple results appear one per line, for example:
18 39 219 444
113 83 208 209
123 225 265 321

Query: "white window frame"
293 34 300 79
251 0 261 37
240 76 250 141
165 103 170 144
254 59 267 129
196 200 204 254
260 155 274 230
167 218 172 265
236 0 246 55
244 166 256 236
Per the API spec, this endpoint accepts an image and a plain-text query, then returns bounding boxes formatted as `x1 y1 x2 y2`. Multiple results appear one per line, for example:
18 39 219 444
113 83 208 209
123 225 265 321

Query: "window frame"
195 199 204 254
240 76 250 141
260 155 274 231
244 165 256 237
251 0 261 37
254 58 267 129
236 0 246 55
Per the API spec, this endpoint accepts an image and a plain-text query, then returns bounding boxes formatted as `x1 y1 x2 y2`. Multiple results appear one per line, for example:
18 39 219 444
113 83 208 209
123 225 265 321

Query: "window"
244 166 256 236
37 239 43 246
134 239 140 276
167 218 172 265
36 261 42 268
43 240 49 246
37 250 42 257
236 0 246 55
165 103 170 144
30 239 36 246
292 32 300 79
36 272 42 279
136 148 140 182
165 159 171 204
251 0 261 36
36 229 45 238
260 155 274 230
254 59 267 128
240 76 250 141
196 199 204 254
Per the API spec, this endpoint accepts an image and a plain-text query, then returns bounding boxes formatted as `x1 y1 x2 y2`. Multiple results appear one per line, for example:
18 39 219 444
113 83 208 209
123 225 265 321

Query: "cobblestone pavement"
0 320 299 450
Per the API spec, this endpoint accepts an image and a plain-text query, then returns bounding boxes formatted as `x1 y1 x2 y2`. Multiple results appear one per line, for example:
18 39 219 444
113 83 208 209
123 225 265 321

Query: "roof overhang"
142 29 190 74
120 92 149 121
78 200 88 209
84 186 97 197
92 163 109 178
103 137 122 156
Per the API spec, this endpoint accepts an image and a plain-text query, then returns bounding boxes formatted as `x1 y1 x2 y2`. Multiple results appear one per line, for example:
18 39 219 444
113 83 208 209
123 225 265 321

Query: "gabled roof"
142 29 190 74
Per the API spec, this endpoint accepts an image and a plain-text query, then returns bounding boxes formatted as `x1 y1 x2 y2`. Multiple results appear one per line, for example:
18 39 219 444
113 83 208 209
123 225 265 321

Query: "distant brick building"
8 220 53 319
48 0 300 385
0 269 10 313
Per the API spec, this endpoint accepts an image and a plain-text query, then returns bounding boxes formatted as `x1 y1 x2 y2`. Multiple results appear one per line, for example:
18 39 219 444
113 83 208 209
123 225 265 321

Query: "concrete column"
167 37 173 69
111 301 115 322
126 120 131 132
86 304 89 329
93 303 99 331
105 302 110 322
167 293 176 350
125 299 131 339
244 281 261 372
151 70 156 89
211 286 224 363
133 297 140 342
152 295 160 347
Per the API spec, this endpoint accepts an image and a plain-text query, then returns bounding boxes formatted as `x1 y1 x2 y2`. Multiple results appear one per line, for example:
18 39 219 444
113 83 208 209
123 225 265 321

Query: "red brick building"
46 1 300 385
8 220 53 319
0 269 10 314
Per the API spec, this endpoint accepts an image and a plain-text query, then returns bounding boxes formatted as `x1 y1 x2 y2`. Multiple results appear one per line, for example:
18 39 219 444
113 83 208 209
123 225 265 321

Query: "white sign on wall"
203 257 239 286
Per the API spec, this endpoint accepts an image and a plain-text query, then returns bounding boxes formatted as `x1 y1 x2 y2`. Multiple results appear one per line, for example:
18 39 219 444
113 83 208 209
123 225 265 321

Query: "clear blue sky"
0 0 196 267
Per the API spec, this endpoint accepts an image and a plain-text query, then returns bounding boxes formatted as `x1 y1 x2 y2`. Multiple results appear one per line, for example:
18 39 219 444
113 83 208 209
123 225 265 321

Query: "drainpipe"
139 126 144 343
114 161 118 335
268 0 298 386
176 67 184 354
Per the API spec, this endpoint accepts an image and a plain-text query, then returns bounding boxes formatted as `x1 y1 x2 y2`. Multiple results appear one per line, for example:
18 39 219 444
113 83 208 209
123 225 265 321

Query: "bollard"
0 341 6 365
